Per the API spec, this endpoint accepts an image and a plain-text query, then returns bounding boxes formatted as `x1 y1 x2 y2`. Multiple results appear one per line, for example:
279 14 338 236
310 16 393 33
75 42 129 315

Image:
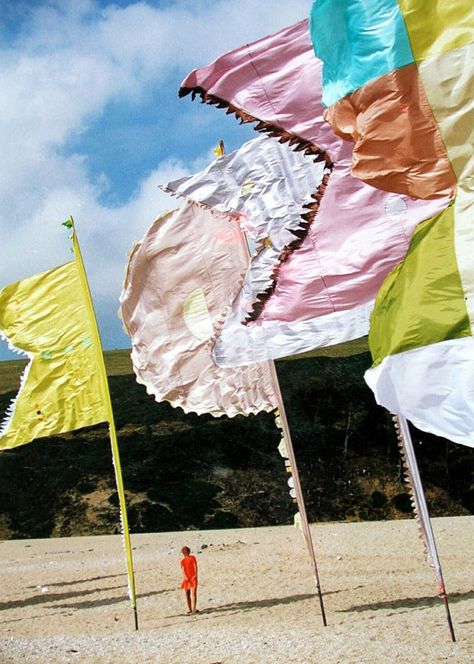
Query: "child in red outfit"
180 546 198 614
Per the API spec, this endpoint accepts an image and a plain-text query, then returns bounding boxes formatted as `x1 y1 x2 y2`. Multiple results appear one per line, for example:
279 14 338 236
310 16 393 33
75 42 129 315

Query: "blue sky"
0 0 311 360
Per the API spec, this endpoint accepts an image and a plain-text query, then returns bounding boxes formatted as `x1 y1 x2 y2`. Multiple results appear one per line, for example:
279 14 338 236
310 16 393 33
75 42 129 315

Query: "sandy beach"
0 516 472 663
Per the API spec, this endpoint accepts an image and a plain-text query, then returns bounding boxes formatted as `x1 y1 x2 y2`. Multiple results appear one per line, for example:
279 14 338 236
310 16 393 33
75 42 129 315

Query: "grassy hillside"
0 349 472 539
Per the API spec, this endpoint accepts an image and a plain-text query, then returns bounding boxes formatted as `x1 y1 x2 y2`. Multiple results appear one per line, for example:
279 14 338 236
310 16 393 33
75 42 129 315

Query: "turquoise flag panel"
310 0 414 106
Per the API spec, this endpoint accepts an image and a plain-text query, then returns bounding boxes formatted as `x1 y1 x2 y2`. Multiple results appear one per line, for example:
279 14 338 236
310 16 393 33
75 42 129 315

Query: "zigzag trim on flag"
179 85 334 324
0 330 33 439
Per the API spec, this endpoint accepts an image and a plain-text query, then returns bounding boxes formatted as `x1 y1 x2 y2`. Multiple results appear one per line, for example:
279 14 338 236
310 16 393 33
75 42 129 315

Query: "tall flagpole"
65 217 139 631
216 136 328 625
392 414 455 642
269 361 328 626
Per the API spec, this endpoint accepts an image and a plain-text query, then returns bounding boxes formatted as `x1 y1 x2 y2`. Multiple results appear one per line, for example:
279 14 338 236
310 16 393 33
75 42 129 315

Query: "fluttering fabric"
365 205 474 447
0 261 108 449
179 22 450 365
119 201 278 416
311 0 474 445
165 133 325 337
164 134 326 253
310 0 471 199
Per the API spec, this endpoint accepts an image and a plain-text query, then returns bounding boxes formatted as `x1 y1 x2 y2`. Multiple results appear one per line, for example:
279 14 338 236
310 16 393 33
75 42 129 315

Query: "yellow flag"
0 260 108 449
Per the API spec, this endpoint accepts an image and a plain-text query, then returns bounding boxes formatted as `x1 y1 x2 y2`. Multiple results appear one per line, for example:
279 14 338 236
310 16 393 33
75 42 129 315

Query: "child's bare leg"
191 588 197 612
184 589 192 613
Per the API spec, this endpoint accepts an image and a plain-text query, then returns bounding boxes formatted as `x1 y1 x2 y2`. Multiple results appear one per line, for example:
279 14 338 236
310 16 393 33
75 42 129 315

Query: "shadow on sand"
26 572 127 589
166 589 341 619
0 586 174 614
339 589 474 614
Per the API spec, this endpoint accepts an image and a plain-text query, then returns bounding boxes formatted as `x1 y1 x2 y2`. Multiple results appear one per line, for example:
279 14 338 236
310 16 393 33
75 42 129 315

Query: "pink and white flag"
179 19 451 366
120 201 278 416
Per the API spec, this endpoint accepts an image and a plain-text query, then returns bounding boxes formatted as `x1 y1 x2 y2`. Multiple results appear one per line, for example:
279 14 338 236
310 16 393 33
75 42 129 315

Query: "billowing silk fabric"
0 262 108 449
165 135 326 251
311 0 472 200
119 201 277 416
323 65 456 199
365 206 474 447
180 21 450 365
320 0 474 445
180 20 337 157
166 135 327 328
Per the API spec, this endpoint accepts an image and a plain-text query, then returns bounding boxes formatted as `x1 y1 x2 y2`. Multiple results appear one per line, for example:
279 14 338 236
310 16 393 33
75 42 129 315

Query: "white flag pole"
269 361 328 626
393 414 455 641
223 163 327 625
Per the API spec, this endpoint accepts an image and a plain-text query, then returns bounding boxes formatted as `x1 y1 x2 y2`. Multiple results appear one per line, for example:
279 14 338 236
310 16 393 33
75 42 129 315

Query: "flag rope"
68 217 139 631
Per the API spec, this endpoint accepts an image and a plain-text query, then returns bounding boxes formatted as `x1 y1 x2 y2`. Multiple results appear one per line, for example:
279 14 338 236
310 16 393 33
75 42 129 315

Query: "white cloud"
0 0 311 351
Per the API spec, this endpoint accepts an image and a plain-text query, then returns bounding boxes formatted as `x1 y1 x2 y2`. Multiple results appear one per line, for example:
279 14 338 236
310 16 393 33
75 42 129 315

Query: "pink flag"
120 201 278 415
179 21 450 364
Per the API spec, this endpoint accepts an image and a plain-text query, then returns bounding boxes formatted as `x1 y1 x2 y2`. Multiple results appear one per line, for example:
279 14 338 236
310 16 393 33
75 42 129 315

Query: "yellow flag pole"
65 217 139 630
